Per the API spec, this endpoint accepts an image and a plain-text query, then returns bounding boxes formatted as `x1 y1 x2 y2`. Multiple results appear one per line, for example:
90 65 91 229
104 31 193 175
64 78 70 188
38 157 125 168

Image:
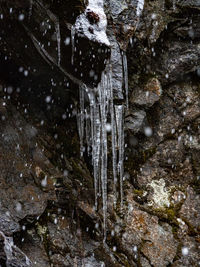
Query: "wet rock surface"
0 0 200 266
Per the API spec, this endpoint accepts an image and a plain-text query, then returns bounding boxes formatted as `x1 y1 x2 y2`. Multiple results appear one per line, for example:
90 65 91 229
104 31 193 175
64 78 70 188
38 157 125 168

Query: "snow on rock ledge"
74 0 110 46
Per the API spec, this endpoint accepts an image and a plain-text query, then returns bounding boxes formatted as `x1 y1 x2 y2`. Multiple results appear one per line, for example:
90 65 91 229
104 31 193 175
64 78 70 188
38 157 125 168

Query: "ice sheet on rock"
73 0 110 46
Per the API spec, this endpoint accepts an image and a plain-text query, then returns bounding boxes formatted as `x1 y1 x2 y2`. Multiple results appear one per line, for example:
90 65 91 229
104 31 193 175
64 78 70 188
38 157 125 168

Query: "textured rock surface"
0 0 200 266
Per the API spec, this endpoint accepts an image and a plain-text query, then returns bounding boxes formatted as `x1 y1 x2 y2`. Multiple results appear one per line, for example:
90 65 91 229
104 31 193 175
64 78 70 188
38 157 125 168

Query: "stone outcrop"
0 0 200 266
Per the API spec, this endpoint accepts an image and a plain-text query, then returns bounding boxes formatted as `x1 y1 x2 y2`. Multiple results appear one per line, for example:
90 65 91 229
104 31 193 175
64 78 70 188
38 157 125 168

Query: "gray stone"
179 187 200 231
125 110 146 133
121 204 177 266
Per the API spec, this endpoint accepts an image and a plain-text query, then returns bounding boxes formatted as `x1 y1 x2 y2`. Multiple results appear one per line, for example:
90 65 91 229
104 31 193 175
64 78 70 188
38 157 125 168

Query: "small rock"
125 110 146 133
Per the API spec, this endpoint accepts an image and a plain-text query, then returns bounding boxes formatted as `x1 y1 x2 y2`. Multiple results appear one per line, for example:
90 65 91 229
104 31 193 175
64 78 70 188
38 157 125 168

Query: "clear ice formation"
122 52 129 109
77 64 125 241
74 0 144 241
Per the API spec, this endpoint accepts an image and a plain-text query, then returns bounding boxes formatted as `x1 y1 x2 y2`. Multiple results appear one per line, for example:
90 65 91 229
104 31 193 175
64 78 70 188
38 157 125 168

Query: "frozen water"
122 52 129 109
110 67 118 207
73 0 110 46
77 64 126 239
115 104 124 209
75 0 131 241
78 84 85 156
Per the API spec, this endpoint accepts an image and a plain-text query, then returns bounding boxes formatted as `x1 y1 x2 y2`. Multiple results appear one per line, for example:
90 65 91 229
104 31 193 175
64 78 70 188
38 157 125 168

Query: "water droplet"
181 247 189 256
64 37 70 45
45 96 51 103
144 127 153 137
18 14 25 21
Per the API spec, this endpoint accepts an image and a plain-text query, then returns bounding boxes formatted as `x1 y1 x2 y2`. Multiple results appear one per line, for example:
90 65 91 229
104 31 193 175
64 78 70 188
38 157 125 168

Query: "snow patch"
74 0 110 46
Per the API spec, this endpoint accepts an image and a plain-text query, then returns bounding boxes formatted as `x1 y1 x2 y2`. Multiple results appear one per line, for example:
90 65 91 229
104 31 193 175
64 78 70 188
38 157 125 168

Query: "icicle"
85 107 91 154
74 0 129 243
109 65 117 207
76 67 125 241
122 52 129 109
115 105 124 210
92 99 101 210
98 74 108 242
55 21 61 66
78 85 85 157
71 26 75 65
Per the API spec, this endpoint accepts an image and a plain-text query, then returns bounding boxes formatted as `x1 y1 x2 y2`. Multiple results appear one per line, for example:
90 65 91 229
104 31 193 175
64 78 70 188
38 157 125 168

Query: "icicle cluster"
73 0 135 241
76 64 125 240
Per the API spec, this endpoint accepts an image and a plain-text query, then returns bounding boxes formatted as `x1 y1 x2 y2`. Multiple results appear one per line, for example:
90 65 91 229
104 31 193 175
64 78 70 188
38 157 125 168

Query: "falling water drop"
55 21 61 66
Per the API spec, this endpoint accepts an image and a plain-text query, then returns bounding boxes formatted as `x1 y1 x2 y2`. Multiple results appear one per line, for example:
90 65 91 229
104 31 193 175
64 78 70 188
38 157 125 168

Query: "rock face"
0 0 200 266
